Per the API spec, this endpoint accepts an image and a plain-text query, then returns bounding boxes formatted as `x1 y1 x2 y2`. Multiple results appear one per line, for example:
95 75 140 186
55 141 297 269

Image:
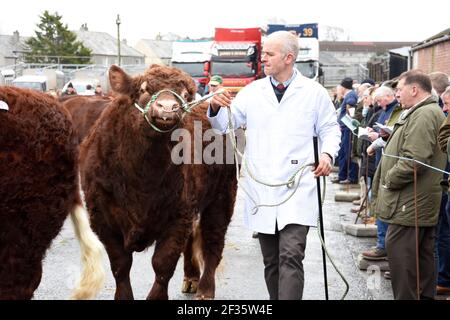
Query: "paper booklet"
357 127 372 142
374 122 393 135
341 114 358 132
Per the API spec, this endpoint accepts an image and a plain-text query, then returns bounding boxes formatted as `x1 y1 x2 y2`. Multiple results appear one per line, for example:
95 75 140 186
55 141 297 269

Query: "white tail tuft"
192 218 204 272
69 204 105 299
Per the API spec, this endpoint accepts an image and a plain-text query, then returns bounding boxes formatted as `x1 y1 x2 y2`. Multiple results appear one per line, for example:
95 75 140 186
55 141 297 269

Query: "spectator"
430 72 450 108
94 84 104 96
84 84 95 96
372 70 446 300
206 75 223 102
362 85 402 261
332 77 359 184
442 86 450 113
435 84 450 296
63 82 77 96
208 75 223 94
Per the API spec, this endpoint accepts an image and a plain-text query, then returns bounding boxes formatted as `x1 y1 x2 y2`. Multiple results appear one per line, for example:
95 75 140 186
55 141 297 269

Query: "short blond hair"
266 31 299 61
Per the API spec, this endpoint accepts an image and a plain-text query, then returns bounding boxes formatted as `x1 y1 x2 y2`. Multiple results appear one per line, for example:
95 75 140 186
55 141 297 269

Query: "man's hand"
313 153 333 178
379 129 390 139
367 145 375 156
210 90 233 113
368 132 379 142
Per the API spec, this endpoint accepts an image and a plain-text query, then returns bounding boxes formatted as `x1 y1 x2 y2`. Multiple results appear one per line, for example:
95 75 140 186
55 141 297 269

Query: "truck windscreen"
13 82 45 91
295 62 317 79
172 63 205 77
212 62 255 77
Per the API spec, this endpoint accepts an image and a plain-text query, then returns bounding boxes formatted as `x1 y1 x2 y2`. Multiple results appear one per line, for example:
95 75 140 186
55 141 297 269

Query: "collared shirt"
400 95 432 120
270 68 297 88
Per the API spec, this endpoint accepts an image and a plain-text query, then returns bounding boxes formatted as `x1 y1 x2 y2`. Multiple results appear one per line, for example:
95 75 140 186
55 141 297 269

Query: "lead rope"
413 162 420 300
226 107 350 300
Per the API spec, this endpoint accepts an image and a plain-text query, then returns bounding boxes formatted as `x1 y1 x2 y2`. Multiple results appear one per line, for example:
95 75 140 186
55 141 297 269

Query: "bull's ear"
109 65 133 95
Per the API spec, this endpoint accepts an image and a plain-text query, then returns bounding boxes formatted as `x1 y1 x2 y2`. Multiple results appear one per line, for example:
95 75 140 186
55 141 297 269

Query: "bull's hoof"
181 278 198 294
195 294 214 300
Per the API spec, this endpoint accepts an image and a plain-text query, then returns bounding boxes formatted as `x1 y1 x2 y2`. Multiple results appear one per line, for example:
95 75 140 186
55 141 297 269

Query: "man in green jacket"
372 70 446 300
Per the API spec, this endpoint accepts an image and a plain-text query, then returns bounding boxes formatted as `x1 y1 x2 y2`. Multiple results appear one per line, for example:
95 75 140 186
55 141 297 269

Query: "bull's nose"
156 101 181 112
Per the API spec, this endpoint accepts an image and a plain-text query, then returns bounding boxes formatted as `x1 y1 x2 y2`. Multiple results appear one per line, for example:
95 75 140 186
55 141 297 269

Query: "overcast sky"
1 0 449 46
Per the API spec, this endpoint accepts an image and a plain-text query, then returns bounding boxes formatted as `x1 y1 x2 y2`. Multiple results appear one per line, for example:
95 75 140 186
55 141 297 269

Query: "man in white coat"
207 31 341 300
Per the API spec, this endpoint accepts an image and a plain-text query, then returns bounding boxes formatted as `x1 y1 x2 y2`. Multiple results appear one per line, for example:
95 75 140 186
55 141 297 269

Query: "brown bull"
79 64 237 299
0 86 104 299
61 95 112 144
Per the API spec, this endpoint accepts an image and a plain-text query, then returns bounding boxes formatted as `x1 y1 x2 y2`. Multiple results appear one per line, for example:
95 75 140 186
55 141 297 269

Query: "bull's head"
109 64 197 132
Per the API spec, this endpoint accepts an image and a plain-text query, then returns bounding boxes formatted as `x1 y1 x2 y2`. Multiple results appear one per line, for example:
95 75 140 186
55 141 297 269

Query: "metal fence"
0 63 155 93
322 63 369 88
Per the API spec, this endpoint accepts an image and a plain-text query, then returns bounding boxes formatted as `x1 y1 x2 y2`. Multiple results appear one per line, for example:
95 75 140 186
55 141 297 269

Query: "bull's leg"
0 253 43 300
196 198 234 300
147 217 191 300
182 233 200 294
101 233 134 300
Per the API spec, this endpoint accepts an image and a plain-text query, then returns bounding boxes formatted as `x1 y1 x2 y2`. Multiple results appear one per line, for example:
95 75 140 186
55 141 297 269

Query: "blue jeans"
338 128 359 182
436 195 450 287
376 219 388 250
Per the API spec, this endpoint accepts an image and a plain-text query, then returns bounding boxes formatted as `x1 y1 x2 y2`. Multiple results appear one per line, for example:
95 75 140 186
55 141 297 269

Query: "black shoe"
330 177 341 183
339 179 358 185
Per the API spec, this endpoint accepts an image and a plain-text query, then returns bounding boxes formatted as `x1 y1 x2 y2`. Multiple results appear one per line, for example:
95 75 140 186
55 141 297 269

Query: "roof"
389 47 410 57
319 41 417 53
138 39 173 59
411 27 450 50
74 30 144 57
0 34 29 58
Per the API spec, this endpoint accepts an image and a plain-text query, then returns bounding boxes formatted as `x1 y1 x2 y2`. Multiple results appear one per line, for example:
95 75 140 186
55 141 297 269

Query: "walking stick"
413 162 420 300
313 136 329 300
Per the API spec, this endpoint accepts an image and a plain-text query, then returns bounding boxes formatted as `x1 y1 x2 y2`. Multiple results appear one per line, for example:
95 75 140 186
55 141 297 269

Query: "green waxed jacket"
372 97 446 227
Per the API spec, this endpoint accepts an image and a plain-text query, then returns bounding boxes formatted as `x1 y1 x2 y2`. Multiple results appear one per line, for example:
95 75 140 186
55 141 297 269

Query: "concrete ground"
35 172 447 300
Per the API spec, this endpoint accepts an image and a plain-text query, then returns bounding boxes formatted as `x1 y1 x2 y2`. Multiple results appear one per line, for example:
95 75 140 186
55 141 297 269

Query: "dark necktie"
276 83 285 91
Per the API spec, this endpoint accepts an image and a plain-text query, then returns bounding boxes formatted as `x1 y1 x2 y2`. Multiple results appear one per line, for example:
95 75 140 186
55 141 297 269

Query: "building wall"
134 41 169 66
321 51 374 65
412 40 450 74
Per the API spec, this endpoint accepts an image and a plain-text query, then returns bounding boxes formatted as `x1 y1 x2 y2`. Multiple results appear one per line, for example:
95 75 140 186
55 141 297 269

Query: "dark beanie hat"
340 77 353 90
361 78 375 86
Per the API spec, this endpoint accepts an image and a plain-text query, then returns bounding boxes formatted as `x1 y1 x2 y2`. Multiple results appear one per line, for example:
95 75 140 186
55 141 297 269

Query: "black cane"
313 136 329 300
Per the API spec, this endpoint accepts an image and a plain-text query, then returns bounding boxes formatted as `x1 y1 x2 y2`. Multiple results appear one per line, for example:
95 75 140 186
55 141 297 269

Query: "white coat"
208 72 341 234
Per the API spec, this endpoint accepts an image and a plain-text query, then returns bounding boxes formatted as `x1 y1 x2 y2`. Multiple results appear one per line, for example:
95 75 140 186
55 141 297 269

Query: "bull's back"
63 96 110 143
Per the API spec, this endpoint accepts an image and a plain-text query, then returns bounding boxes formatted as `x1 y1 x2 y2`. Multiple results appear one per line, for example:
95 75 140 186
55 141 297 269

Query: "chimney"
121 38 127 45
13 30 20 44
80 23 89 31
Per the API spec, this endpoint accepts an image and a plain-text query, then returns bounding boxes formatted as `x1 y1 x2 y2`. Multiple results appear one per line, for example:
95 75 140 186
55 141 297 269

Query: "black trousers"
258 224 309 300
386 224 436 300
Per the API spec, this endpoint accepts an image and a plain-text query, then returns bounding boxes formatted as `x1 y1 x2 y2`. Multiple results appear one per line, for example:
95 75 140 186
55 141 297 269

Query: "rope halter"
133 88 226 133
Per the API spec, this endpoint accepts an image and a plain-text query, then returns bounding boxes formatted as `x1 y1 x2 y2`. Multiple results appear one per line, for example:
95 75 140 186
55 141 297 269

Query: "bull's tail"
191 218 204 273
69 204 105 299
